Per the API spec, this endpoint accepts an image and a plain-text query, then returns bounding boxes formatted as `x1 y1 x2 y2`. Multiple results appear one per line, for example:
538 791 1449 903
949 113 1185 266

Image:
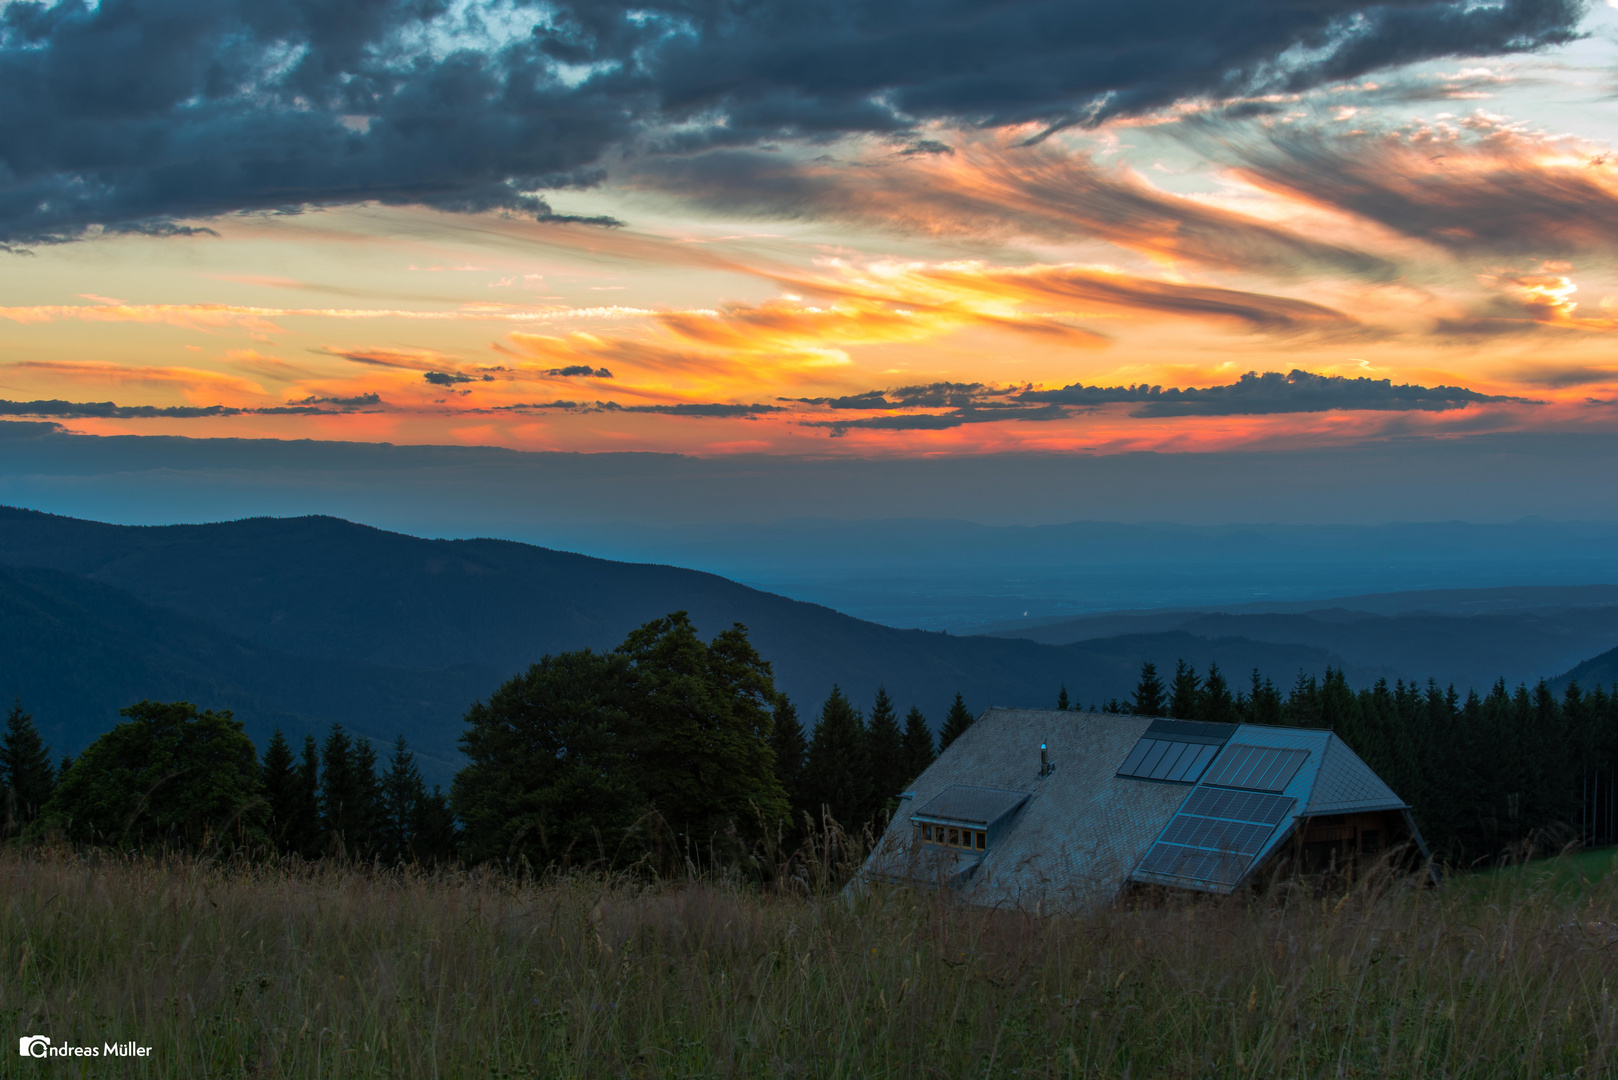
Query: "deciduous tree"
40 700 264 851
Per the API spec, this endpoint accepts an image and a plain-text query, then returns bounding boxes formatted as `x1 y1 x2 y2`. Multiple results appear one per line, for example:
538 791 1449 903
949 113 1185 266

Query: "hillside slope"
0 507 1340 764
1553 646 1618 695
0 563 490 776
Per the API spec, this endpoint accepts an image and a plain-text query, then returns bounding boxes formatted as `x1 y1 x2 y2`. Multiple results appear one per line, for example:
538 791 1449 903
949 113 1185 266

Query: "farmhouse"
860 708 1429 911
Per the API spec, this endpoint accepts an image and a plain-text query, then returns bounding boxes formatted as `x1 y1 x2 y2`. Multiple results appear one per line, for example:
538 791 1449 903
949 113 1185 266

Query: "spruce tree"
351 738 382 856
1199 663 1237 725
1 699 54 833
1245 669 1283 726
800 686 870 829
286 735 322 858
411 784 458 864
938 692 974 752
1056 686 1070 711
864 686 905 822
1131 662 1166 717
379 735 427 863
1168 661 1200 719
259 729 297 853
768 695 809 817
320 725 373 858
900 706 935 783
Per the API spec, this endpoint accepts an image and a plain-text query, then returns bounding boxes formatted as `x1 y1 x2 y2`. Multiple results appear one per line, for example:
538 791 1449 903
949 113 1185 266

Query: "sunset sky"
5 0 1618 467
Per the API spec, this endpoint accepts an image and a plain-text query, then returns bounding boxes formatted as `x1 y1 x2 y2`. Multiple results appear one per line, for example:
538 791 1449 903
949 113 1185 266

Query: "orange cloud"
2 360 266 402
1228 116 1618 258
0 300 658 335
768 260 1355 334
619 136 1393 277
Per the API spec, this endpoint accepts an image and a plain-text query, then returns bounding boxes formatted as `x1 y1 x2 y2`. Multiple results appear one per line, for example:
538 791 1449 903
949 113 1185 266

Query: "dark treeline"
0 698 454 862
0 612 965 872
1091 660 1618 867
4 620 1614 875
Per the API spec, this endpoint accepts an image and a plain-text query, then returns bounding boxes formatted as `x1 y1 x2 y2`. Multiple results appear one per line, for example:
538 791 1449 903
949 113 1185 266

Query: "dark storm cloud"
0 0 1586 243
638 0 1583 138
1022 369 1531 416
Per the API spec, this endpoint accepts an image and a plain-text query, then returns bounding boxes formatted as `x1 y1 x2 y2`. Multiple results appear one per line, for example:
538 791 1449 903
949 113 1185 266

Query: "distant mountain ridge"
980 602 1618 693
0 506 1343 778
2 505 1613 784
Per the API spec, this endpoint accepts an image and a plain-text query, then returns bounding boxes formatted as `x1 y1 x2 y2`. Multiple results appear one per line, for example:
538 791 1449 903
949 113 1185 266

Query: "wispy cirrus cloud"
1219 116 1618 257
623 141 1395 277
0 301 656 335
842 261 1357 333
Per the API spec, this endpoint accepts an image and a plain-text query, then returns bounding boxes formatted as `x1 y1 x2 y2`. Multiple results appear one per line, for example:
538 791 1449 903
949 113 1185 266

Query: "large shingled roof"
859 708 1424 910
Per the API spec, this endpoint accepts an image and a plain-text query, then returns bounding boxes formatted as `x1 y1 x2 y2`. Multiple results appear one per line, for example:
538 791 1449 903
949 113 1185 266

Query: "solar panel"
1116 739 1223 784
1201 745 1308 792
1134 789 1297 887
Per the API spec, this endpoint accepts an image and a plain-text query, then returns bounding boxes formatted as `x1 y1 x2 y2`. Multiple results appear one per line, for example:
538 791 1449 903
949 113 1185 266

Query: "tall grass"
3 843 1617 1078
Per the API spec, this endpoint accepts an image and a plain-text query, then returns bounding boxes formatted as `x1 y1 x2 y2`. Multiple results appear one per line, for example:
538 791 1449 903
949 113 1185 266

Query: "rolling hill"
0 506 1340 777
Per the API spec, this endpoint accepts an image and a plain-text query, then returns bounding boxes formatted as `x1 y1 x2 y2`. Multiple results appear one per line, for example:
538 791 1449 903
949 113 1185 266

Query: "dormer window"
918 823 986 850
909 785 1027 856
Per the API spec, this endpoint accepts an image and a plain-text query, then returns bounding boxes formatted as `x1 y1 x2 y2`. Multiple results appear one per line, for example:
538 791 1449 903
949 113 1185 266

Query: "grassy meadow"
3 844 1618 1079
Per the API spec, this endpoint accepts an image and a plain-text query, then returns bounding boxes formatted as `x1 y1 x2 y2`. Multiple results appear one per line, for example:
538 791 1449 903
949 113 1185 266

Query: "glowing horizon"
5 2 1618 460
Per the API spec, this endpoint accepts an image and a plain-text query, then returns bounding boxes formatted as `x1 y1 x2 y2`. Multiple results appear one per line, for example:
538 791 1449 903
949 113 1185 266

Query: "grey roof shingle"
862 708 1189 911
860 711 1420 911
1304 737 1409 815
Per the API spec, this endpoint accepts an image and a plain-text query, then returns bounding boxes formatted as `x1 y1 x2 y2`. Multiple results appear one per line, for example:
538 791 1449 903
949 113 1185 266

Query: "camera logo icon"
18 1036 50 1057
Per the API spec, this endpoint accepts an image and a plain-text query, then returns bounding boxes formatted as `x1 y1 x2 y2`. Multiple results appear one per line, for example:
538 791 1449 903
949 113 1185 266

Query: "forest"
3 610 1612 872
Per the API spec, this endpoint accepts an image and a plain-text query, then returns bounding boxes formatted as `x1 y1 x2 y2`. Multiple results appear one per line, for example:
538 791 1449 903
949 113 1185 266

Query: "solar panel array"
1116 738 1221 784
1135 788 1296 887
1201 744 1308 792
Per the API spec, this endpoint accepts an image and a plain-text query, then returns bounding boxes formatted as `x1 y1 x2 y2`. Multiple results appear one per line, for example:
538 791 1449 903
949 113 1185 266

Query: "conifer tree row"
20 620 1618 875
1059 658 1618 866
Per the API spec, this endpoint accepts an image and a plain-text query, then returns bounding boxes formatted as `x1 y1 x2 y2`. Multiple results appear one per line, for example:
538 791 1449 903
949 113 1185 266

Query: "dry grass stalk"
2 838 1616 1078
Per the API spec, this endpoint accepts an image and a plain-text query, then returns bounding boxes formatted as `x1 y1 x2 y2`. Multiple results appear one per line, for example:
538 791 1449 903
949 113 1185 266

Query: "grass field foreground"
3 846 1618 1078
